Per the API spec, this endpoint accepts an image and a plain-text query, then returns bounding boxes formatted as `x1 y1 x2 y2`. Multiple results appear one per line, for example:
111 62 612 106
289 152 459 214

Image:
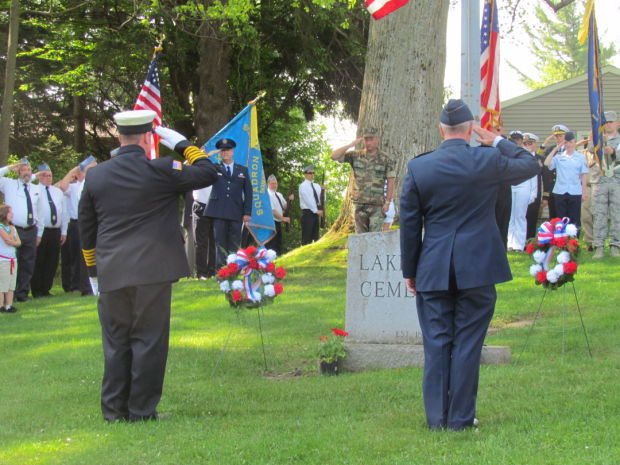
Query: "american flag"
480 0 500 130
365 0 411 20
134 51 162 159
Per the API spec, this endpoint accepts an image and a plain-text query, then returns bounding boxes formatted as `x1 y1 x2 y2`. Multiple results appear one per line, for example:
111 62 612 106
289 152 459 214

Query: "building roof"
501 66 620 139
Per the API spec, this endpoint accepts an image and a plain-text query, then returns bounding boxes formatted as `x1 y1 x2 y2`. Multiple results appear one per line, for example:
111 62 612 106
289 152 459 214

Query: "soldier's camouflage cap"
362 128 379 137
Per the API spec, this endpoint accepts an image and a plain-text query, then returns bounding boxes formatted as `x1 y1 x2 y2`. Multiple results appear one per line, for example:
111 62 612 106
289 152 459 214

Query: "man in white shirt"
56 158 97 295
31 163 69 298
298 165 324 245
0 158 44 302
193 185 215 279
266 175 291 255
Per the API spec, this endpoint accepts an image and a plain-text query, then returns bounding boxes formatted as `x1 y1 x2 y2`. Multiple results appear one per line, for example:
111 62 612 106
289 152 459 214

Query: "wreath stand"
517 282 592 360
210 306 271 376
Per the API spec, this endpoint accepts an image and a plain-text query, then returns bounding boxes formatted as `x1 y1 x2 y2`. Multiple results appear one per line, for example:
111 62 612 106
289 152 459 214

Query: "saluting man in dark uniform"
204 138 252 268
79 109 218 422
400 99 539 431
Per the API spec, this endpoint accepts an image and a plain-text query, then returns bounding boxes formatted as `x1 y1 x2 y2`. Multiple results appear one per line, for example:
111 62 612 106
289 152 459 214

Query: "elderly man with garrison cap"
400 99 539 431
79 109 218 422
330 128 396 233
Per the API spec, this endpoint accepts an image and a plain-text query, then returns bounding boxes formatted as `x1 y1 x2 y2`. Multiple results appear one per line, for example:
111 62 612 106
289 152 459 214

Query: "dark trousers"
61 220 90 294
15 226 37 300
31 227 61 297
267 222 283 255
212 218 242 269
526 199 541 240
416 278 496 430
194 213 216 278
553 193 582 229
301 209 319 245
495 183 512 250
98 282 172 422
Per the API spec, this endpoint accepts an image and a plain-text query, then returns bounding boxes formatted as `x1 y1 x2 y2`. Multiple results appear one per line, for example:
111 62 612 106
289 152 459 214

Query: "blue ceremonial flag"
203 102 276 246
579 0 604 166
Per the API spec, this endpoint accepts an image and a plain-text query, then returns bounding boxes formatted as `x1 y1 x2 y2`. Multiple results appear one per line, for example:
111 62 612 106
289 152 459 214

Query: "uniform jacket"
204 162 252 221
340 149 396 205
400 138 540 292
78 144 218 293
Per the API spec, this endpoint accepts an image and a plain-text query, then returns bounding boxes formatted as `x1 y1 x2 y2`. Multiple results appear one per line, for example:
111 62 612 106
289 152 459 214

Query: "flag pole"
461 0 480 145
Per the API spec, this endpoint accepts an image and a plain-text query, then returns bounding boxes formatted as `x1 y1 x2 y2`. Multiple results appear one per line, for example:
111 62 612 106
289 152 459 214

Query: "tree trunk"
73 94 86 153
195 19 232 143
0 0 20 166
330 0 449 233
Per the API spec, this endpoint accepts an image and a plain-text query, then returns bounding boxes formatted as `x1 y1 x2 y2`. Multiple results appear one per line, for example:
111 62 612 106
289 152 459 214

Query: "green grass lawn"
1 233 618 465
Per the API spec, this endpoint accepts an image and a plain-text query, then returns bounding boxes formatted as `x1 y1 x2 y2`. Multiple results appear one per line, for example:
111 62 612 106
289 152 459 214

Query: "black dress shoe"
15 296 31 302
5 305 17 313
0 306 6 313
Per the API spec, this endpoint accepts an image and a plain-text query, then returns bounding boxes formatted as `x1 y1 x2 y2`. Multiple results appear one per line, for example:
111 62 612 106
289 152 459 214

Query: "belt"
70 218 78 223
15 225 35 231
0 255 16 274
302 209 316 214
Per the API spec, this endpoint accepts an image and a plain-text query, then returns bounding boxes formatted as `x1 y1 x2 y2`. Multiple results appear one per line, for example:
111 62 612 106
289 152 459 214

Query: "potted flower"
317 328 349 375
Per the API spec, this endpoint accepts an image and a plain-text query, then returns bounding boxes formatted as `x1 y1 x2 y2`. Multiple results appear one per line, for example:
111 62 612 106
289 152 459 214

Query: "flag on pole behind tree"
134 48 162 159
579 0 604 167
480 0 500 129
203 103 276 246
365 0 410 20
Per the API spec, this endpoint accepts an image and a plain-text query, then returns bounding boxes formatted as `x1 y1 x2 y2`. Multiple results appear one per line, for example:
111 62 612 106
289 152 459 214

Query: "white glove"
89 277 100 296
154 126 187 150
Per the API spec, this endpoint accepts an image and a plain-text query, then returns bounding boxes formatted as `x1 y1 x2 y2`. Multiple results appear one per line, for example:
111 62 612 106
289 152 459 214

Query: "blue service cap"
79 155 96 171
215 138 236 149
440 99 474 126
19 157 30 166
37 162 51 172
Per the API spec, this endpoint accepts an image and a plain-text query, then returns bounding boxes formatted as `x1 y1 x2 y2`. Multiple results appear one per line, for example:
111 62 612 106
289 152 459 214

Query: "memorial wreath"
216 246 286 308
526 217 580 290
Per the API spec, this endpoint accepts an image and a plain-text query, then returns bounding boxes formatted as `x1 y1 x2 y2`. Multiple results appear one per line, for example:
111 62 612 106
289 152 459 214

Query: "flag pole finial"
248 91 266 105
153 34 165 59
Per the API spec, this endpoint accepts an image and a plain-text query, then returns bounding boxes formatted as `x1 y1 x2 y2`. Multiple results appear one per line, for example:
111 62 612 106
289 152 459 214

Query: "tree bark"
195 19 232 144
330 0 450 233
0 0 20 166
73 94 86 153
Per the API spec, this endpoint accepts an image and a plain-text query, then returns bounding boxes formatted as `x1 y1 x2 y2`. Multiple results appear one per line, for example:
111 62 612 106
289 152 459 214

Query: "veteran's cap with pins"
18 157 30 166
113 109 157 135
79 155 97 172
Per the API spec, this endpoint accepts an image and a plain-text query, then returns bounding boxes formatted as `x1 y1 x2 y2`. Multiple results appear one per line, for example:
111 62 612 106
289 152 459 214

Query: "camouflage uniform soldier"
330 128 396 233
592 111 620 258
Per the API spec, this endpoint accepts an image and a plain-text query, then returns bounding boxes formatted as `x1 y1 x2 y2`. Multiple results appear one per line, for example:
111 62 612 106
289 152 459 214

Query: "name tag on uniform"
238 172 246 178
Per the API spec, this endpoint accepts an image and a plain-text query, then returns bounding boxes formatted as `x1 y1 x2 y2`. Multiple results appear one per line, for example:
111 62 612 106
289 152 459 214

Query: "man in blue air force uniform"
400 99 539 430
204 138 252 268
79 109 218 422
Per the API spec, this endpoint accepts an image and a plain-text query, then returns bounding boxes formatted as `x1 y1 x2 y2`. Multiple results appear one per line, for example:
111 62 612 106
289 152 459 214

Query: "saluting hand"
155 126 187 150
472 125 498 146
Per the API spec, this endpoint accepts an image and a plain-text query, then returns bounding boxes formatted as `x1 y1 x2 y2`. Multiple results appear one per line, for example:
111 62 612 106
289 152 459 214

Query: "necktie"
46 186 58 226
311 183 320 208
24 184 34 226
226 165 232 177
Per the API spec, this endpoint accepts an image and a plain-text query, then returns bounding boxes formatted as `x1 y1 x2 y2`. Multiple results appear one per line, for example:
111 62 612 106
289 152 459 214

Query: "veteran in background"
330 128 396 233
0 158 43 302
592 110 620 258
31 163 69 298
298 165 323 245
